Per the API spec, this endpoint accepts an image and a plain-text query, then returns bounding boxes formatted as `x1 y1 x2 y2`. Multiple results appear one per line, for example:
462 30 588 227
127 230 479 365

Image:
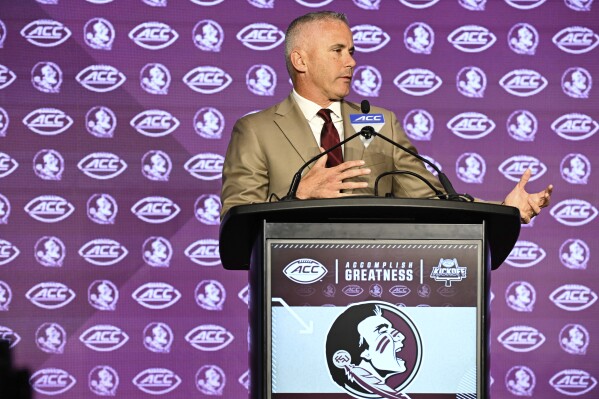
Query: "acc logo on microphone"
351 24 390 52
0 239 20 265
20 19 71 47
500 69 548 97
76 65 126 92
133 368 181 395
78 152 127 180
550 284 598 311
185 239 220 266
26 282 76 309
0 152 18 178
0 65 17 90
283 259 327 284
236 22 284 50
184 153 224 180
550 199 598 226
506 241 546 268
183 66 232 94
394 68 442 96
497 325 546 352
24 195 75 223
131 109 180 137
553 26 599 54
131 196 181 224
448 25 496 52
132 282 182 309
79 239 128 266
551 113 598 141
30 369 76 395
185 324 234 351
505 0 546 9
23 108 73 136
399 0 440 8
404 22 434 54
0 107 9 137
447 112 495 139
550 369 597 396
79 324 129 352
129 22 179 50
498 155 547 182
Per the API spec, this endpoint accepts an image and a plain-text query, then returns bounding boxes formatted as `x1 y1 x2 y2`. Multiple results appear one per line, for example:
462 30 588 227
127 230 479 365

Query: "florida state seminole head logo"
326 302 421 398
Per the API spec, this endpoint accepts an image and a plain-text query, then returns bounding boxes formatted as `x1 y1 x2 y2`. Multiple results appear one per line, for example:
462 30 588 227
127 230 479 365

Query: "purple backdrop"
0 0 597 397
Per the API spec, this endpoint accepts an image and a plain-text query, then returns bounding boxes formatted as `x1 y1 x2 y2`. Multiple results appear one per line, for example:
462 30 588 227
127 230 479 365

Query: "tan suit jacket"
221 93 444 217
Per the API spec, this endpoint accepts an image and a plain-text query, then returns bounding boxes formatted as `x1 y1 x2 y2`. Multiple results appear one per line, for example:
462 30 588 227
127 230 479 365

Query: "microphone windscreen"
360 100 370 114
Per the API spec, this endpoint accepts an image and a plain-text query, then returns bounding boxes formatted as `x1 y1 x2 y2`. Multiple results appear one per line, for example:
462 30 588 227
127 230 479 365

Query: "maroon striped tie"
317 108 343 167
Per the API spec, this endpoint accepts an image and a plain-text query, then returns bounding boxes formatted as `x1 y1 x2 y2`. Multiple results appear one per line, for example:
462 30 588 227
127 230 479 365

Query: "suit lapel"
274 94 320 163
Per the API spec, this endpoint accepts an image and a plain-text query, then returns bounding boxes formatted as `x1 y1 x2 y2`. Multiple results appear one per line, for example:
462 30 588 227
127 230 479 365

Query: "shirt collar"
292 90 342 121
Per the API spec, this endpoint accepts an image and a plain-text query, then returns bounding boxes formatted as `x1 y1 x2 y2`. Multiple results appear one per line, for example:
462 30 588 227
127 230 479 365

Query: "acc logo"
143 322 174 353
35 322 66 354
297 286 316 297
0 194 10 224
500 69 548 97
505 0 546 9
0 326 20 347
448 25 496 52
88 279 119 311
196 365 226 395
23 108 73 136
20 19 71 47
394 68 442 96
404 109 434 141
193 19 224 52
498 325 546 352
24 195 74 223
195 279 226 310
76 65 126 92
550 369 597 396
506 240 546 268
79 239 128 266
140 63 170 95
34 236 65 267
0 107 8 136
30 368 76 395
562 67 592 99
550 284 597 311
89 366 119 396
31 61 62 93
508 110 537 142
185 153 224 180
560 238 590 270
133 368 181 395
34 149 64 180
142 150 172 181
456 152 486 184
561 153 590 185
565 0 593 11
0 280 12 310
404 22 434 54
132 196 181 224
0 65 17 90
458 0 486 10
78 152 127 179
132 282 182 309
26 282 76 309
508 23 539 55
352 24 390 53
352 66 382 97
447 112 495 139
185 239 220 266
0 152 18 178
236 23 284 51
183 66 232 94
399 0 440 8
389 285 411 297
195 194 221 225
129 22 178 50
0 239 19 265
560 323 589 355
498 155 546 182
553 26 599 54
551 113 598 141
79 324 129 352
86 105 116 138
185 324 234 351
246 64 276 96
283 259 327 284
194 107 225 139
143 236 173 268
457 66 486 98
505 366 535 396
342 285 364 297
550 199 598 226
87 193 118 225
506 281 536 312
131 109 180 137
84 17 115 50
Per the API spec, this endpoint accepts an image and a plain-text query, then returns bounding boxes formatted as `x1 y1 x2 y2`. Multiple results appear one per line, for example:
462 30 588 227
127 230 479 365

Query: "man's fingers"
518 168 532 188
528 197 542 216
338 167 371 181
334 159 366 171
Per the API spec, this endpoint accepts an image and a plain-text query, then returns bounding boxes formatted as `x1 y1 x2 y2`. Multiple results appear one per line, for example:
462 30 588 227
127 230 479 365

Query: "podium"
220 198 520 399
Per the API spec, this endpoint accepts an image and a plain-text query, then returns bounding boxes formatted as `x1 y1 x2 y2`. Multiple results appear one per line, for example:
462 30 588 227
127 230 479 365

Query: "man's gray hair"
284 11 349 78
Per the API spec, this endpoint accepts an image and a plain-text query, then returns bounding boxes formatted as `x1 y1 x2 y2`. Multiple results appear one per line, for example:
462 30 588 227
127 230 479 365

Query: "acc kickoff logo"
185 239 220 266
79 324 129 352
497 325 546 352
352 24 390 53
132 196 180 223
447 112 495 139
448 25 496 52
550 369 597 396
185 153 224 180
500 69 548 97
283 259 327 284
132 282 182 309
0 65 17 90
76 65 126 92
183 66 232 94
24 195 74 223
394 68 442 96
506 240 546 268
78 152 127 179
185 324 234 351
131 109 180 137
236 23 284 50
552 113 598 141
23 108 73 136
430 258 466 286
550 284 597 311
550 199 598 226
21 19 71 47
30 369 76 396
133 368 181 395
26 282 76 309
129 22 179 50
79 239 128 266
553 26 599 54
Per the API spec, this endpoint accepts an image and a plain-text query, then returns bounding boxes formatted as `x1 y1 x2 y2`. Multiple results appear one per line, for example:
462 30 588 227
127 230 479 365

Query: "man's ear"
290 50 307 73
360 349 371 361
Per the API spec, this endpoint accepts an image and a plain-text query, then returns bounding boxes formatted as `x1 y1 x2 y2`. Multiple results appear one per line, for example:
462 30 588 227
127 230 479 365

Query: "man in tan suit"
221 11 552 222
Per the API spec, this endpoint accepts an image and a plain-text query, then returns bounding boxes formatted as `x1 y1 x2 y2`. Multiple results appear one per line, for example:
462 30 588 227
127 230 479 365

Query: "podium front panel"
259 223 486 399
